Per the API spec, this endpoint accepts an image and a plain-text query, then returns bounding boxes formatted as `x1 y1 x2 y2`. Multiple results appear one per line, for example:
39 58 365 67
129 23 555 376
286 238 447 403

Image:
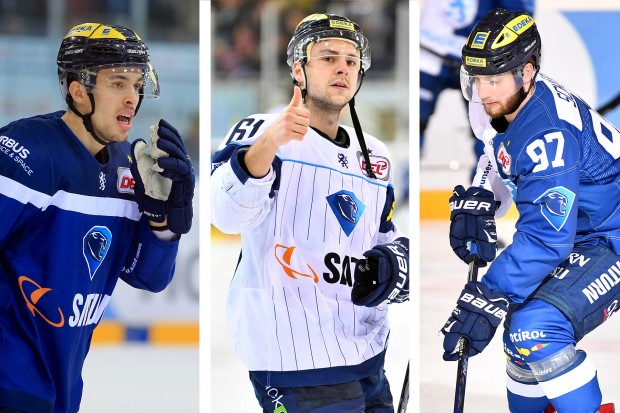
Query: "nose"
124 88 139 106
477 82 494 102
334 56 349 75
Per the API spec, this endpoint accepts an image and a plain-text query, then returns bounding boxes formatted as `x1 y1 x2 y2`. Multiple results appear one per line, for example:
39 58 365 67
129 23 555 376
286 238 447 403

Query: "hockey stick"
597 92 620 116
397 361 409 412
453 256 479 413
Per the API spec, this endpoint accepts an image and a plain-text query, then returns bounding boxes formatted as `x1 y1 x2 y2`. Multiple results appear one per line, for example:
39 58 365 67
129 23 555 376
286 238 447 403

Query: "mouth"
116 112 133 131
331 81 348 90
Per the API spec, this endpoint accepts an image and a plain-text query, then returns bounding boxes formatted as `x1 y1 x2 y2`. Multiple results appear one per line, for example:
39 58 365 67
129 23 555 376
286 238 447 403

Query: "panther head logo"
542 191 568 216
334 194 358 223
86 231 108 262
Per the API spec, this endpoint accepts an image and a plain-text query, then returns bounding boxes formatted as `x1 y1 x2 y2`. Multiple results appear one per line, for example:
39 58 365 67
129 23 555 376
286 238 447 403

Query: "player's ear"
69 81 88 104
292 61 305 88
523 61 535 84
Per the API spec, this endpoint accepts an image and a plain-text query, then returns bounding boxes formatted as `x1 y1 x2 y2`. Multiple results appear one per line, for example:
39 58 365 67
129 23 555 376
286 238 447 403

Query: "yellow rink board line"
92 322 199 346
421 189 519 220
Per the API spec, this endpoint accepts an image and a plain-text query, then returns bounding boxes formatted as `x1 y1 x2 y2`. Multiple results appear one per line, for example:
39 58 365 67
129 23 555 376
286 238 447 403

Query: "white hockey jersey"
211 113 401 385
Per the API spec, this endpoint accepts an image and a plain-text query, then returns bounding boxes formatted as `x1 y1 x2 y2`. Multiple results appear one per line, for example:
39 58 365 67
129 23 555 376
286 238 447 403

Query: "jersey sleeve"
482 128 580 302
119 218 178 292
211 114 282 234
0 123 54 248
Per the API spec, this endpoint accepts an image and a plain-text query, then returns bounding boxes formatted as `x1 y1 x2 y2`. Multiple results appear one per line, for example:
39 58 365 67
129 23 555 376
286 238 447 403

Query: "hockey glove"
441 281 509 361
449 185 497 266
131 119 195 234
352 237 409 307
154 120 195 234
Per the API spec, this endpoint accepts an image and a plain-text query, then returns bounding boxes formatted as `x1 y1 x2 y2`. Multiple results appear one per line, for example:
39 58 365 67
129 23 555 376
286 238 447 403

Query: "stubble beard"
485 87 527 119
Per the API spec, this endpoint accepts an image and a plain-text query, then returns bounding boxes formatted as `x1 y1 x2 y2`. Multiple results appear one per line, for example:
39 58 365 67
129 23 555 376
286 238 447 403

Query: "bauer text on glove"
441 281 509 361
449 185 497 266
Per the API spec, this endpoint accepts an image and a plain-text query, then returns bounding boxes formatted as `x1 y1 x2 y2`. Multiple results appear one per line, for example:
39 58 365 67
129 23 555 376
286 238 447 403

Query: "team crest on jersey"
534 186 575 231
337 153 349 168
83 226 112 280
117 167 135 194
497 142 511 175
326 190 366 236
357 151 390 180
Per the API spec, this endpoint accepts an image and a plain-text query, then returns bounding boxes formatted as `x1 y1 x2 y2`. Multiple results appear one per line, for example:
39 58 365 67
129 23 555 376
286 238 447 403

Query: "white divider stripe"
506 375 547 397
538 355 597 399
1 175 140 221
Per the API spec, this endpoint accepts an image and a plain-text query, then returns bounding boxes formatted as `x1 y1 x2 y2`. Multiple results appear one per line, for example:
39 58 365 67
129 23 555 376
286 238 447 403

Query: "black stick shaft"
453 260 479 413
397 362 410 412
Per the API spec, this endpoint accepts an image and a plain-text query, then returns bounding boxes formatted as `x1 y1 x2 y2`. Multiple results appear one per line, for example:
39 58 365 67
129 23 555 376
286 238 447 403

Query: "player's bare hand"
264 86 310 148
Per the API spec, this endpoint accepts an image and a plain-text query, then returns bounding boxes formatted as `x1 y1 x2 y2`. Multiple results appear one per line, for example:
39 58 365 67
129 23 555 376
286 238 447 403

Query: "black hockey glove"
352 237 409 307
441 281 509 361
449 185 497 267
130 119 195 234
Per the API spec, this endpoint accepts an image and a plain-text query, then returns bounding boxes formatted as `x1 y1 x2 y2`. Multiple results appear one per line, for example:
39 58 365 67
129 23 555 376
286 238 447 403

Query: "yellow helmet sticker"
64 23 137 41
329 19 355 31
491 14 534 49
470 32 490 49
465 56 487 67
296 13 328 31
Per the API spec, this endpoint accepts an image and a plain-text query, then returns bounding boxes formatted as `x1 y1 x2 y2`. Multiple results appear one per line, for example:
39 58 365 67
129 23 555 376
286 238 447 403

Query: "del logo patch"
357 152 390 180
326 190 365 236
83 226 112 280
497 142 512 175
534 186 575 231
117 167 135 194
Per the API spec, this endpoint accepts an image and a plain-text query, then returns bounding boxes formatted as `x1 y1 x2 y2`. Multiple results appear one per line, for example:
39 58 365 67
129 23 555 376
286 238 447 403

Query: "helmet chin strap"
66 92 111 146
297 66 376 179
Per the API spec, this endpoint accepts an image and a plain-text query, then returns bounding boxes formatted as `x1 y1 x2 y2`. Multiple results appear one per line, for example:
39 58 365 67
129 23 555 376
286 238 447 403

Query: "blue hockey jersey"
480 75 620 302
0 112 179 413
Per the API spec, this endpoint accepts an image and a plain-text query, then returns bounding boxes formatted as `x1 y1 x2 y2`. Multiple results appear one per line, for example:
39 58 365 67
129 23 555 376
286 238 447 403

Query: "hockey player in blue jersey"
441 9 617 412
0 23 194 413
212 13 409 413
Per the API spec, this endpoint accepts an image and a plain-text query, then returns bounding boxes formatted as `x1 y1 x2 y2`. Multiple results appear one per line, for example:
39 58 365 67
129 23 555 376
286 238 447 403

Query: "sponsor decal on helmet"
491 15 534 49
471 32 490 49
329 19 355 31
465 56 486 67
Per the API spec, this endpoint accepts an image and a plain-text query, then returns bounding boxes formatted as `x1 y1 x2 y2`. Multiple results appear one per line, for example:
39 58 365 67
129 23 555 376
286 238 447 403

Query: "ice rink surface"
81 345 198 411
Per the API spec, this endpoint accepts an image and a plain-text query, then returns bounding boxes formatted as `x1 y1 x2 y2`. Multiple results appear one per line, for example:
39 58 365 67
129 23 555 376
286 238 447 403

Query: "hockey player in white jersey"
212 12 409 413
441 9 616 412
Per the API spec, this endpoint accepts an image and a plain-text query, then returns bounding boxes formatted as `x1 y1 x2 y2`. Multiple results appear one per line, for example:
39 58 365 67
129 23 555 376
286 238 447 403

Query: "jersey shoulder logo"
534 186 575 231
497 142 512 175
83 226 112 280
117 167 135 194
357 151 391 180
326 190 366 236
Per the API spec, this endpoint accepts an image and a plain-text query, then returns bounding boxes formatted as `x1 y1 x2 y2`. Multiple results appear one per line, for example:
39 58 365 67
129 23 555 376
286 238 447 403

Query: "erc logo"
274 244 318 283
19 276 65 328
